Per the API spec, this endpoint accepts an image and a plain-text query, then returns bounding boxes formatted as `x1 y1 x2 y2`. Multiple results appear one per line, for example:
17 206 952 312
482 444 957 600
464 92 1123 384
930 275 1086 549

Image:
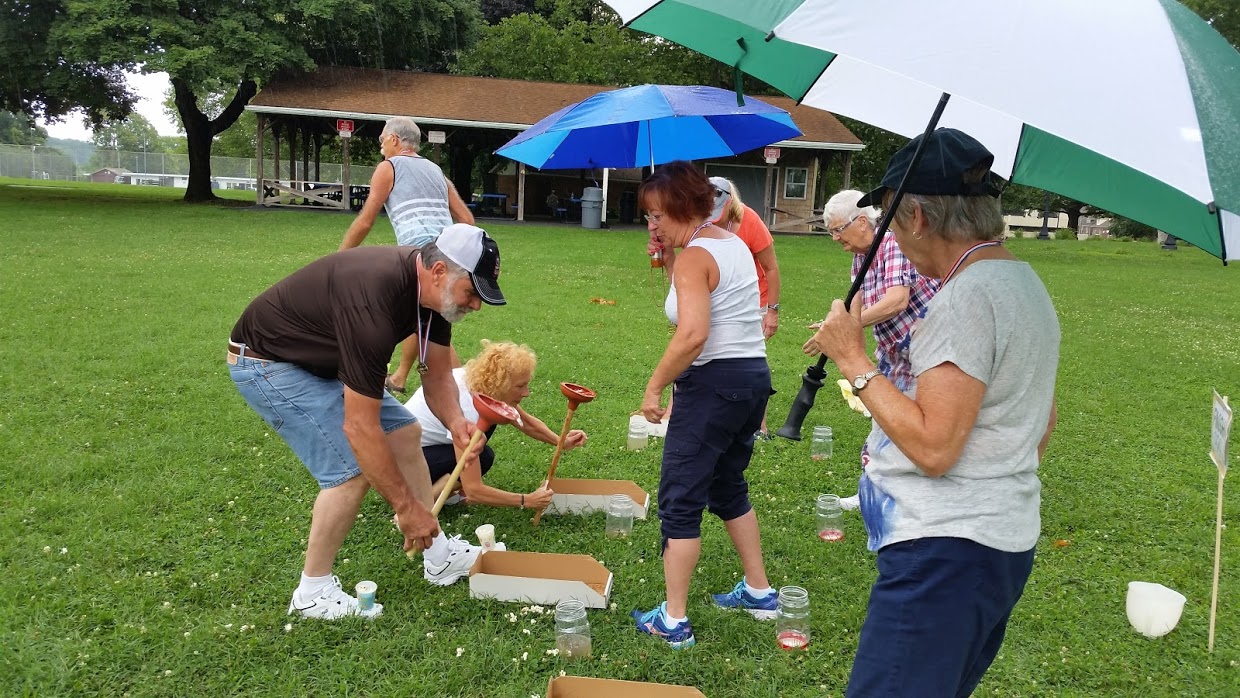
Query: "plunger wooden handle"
532 404 578 527
431 429 488 517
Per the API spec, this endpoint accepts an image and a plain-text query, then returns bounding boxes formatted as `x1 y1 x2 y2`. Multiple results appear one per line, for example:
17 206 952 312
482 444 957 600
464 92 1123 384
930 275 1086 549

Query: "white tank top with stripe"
385 155 453 247
665 235 766 365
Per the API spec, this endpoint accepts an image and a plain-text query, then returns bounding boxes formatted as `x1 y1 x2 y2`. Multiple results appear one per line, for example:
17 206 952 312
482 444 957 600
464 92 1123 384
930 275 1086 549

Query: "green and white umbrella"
607 0 1240 261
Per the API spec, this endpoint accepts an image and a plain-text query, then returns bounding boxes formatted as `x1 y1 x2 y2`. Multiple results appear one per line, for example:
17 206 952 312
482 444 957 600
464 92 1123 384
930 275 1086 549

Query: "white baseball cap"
435 224 506 305
709 176 732 221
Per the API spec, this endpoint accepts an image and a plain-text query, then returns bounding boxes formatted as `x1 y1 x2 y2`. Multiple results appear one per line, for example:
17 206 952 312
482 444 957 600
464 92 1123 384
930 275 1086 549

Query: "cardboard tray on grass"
468 551 612 608
547 676 707 697
542 478 650 519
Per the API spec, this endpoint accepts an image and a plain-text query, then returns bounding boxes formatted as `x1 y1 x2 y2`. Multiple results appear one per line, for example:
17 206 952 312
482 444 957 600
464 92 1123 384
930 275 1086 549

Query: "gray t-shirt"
859 259 1060 553
384 155 453 247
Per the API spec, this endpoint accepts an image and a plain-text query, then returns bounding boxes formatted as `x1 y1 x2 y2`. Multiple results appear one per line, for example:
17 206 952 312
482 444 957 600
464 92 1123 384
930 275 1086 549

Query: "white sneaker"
839 494 860 512
424 535 481 586
287 576 382 620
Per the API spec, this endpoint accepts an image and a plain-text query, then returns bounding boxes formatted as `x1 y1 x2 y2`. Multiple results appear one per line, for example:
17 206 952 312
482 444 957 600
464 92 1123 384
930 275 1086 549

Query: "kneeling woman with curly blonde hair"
406 340 587 510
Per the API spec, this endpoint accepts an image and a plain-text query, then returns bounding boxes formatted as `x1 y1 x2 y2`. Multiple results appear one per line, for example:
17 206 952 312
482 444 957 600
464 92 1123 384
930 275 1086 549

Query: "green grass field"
1 178 1238 697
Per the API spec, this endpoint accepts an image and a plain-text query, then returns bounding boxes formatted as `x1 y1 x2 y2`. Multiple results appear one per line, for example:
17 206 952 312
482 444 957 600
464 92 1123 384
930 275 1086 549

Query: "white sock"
744 580 774 597
424 532 451 566
661 605 687 626
296 572 334 599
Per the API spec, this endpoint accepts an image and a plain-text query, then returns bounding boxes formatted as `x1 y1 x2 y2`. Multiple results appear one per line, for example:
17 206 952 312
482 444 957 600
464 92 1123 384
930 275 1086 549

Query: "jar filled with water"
626 421 648 450
605 494 634 539
775 586 811 650
817 493 844 542
554 599 592 660
810 426 833 460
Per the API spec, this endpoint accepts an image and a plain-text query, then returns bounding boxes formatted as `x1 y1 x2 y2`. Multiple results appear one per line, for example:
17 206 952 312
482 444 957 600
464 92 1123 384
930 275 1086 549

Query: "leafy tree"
0 111 48 145
0 2 132 126
1182 0 1239 49
91 114 163 154
1109 215 1159 240
49 0 481 202
47 137 97 166
482 0 536 24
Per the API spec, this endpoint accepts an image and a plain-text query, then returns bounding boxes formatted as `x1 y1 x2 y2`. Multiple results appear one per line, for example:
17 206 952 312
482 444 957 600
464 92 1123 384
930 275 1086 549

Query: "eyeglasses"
827 215 860 238
643 213 663 224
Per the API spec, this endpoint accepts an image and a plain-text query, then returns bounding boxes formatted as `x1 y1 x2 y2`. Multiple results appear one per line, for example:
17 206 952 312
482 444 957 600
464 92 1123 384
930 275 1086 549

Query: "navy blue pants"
658 358 771 543
846 537 1035 698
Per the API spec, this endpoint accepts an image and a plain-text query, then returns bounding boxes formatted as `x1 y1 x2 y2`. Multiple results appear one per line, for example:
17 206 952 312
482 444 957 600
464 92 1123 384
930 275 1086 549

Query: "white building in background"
1003 209 1068 238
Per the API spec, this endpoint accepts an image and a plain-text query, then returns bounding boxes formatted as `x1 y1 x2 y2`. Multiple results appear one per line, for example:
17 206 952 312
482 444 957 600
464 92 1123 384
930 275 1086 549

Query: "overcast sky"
37 71 181 141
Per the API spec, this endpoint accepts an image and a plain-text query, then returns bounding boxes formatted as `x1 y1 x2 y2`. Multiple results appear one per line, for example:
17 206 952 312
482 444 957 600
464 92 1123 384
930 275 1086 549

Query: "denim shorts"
228 349 417 488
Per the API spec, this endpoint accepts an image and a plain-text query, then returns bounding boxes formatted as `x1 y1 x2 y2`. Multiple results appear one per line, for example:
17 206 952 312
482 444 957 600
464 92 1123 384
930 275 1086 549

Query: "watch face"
853 376 866 390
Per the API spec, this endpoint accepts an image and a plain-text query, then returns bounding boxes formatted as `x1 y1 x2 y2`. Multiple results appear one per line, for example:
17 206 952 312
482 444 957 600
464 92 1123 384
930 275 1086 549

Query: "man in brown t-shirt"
227 224 505 619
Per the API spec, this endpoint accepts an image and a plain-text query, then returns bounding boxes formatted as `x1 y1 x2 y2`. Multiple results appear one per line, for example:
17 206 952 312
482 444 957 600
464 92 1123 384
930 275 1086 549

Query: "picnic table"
475 193 509 218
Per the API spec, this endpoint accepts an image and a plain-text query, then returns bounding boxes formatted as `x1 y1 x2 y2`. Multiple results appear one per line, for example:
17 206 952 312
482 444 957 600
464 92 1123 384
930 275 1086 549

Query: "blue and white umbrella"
496 84 802 170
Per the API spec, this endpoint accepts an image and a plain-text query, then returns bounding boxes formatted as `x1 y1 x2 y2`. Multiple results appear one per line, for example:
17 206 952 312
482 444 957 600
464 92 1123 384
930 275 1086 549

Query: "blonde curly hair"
464 340 537 403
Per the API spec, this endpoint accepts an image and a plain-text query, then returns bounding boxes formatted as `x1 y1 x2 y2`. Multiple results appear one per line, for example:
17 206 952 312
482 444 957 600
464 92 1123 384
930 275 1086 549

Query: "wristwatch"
851 368 882 396
765 303 780 312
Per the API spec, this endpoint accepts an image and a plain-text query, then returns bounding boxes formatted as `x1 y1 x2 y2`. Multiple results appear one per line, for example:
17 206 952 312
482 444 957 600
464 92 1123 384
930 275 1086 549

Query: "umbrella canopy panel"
497 84 801 169
609 0 1240 261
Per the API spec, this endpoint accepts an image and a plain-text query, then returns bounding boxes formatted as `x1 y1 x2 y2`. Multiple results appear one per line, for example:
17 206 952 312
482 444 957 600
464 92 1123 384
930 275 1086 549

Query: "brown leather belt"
227 341 271 362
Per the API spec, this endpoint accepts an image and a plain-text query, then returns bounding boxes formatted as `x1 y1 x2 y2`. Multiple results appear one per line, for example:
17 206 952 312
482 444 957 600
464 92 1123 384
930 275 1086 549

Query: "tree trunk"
172 77 258 203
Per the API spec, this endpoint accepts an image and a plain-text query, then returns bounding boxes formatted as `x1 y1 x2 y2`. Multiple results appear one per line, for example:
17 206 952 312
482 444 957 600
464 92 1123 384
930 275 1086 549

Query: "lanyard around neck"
941 240 1002 286
414 253 431 374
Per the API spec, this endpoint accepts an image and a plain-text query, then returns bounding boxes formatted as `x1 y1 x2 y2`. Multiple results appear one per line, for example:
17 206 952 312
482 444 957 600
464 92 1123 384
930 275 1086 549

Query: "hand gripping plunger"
406 393 518 559
531 382 597 526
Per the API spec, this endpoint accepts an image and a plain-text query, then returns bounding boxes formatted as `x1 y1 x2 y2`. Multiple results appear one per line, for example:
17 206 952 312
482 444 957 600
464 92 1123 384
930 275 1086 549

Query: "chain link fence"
0 145 374 186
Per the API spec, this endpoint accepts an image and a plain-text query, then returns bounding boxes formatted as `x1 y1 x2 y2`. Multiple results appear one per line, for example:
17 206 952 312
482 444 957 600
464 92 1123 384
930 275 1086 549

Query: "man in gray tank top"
339 116 473 250
339 116 475 392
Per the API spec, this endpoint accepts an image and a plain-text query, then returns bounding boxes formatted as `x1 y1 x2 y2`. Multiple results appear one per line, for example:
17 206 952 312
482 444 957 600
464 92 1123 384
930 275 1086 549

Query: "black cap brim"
856 185 886 210
471 274 506 306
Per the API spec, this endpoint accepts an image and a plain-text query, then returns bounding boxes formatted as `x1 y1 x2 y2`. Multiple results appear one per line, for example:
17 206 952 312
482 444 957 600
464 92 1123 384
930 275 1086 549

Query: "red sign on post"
336 119 355 137
763 146 781 162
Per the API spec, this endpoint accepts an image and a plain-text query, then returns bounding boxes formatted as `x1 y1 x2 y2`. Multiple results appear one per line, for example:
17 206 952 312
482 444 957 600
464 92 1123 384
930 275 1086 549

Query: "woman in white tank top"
630 161 776 650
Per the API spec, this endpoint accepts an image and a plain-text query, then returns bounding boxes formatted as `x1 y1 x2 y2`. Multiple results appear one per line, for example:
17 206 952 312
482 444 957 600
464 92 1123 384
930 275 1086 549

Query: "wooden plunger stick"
532 383 596 526
1208 468 1225 652
406 393 518 559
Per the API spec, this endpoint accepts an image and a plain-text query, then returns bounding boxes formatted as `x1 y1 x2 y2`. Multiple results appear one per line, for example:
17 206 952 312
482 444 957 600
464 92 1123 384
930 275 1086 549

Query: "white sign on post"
428 130 446 144
1211 389 1232 473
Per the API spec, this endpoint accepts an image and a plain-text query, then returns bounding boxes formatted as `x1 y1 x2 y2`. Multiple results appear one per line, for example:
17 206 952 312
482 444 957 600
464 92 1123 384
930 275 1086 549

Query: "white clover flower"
545 648 559 656
521 652 528 661
342 559 349 564
522 628 530 635
240 625 249 632
609 603 617 611
163 601 171 608
164 670 172 677
456 647 465 657
43 546 51 553
223 624 233 629
183 632 190 638
190 582 198 588
426 632 434 638
60 547 68 555
559 670 566 677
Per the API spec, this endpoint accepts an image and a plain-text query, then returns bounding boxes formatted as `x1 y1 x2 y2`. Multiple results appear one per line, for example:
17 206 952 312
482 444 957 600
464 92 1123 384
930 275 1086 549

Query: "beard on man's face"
438 297 472 323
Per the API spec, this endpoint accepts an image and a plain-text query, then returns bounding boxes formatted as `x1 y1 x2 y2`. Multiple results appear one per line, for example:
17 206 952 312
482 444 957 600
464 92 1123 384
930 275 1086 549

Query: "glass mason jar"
776 586 811 649
605 494 634 539
810 426 833 460
626 421 648 450
554 599 592 660
816 494 844 542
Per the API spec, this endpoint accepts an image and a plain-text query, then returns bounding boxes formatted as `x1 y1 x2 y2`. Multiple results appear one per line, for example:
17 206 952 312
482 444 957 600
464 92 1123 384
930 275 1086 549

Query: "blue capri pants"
658 357 771 544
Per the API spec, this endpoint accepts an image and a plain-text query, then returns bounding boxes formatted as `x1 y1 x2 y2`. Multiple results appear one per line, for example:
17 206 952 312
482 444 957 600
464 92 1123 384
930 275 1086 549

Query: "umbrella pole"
776 92 953 441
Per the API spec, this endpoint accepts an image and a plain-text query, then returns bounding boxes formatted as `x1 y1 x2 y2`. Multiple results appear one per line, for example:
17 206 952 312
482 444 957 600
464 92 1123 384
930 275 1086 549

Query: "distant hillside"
46 138 95 165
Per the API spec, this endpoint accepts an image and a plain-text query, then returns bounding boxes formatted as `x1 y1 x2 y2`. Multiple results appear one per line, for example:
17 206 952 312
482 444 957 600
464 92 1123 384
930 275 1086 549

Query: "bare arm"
338 162 394 251
513 405 587 450
858 285 910 328
754 244 781 338
342 387 438 549
446 179 475 224
642 248 715 422
815 299 986 477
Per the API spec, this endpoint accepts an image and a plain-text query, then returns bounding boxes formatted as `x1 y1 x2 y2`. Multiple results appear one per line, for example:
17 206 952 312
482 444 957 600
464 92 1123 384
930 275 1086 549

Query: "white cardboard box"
468 551 613 608
546 676 706 697
543 478 650 519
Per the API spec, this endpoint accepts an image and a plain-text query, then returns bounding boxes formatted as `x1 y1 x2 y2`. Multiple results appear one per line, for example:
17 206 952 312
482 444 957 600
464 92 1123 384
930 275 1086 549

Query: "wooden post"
255 114 265 205
314 132 322 183
842 151 854 190
341 132 351 211
273 122 281 182
516 163 526 222
301 127 310 186
288 125 297 191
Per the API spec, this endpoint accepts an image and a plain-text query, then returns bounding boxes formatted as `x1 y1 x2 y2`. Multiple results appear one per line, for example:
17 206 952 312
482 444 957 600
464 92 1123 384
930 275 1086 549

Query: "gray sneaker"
423 535 481 586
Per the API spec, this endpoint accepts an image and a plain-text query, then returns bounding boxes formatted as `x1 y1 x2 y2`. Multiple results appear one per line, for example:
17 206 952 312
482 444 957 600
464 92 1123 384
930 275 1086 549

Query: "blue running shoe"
631 602 696 649
712 579 778 620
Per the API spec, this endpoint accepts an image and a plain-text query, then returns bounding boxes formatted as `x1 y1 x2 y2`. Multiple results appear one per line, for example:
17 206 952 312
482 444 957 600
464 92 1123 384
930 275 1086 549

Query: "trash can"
581 187 604 229
619 191 637 224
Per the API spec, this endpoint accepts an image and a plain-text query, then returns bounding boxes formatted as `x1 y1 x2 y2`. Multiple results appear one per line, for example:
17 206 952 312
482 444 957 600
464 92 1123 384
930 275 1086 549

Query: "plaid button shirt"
852 232 939 393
